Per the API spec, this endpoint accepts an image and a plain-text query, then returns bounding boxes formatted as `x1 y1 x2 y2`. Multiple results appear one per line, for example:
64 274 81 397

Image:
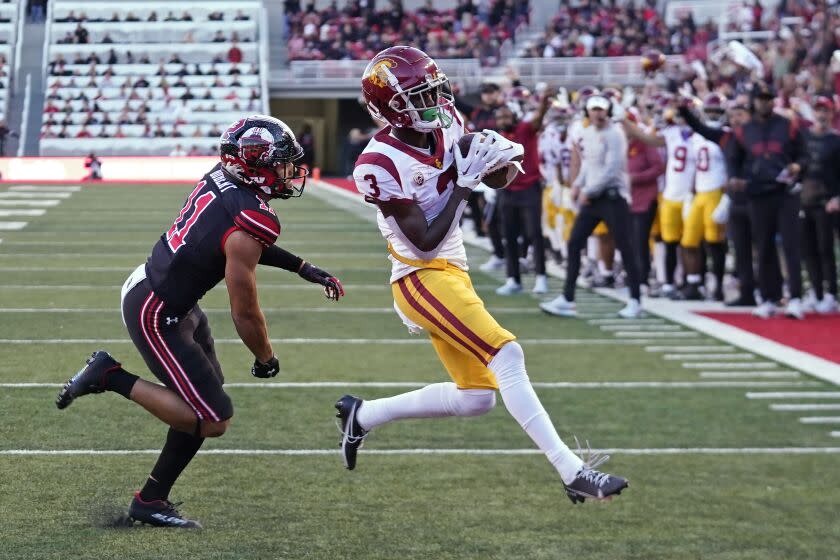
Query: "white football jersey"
353 116 466 283
660 125 696 201
691 135 727 193
539 124 572 186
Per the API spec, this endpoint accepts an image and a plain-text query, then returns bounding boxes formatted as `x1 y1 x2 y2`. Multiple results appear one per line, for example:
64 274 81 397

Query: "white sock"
489 342 583 484
687 273 701 284
356 382 496 431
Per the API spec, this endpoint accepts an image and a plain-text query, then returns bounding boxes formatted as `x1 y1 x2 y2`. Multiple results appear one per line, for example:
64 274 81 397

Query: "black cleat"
56 351 121 410
563 439 629 505
128 492 202 529
335 394 368 471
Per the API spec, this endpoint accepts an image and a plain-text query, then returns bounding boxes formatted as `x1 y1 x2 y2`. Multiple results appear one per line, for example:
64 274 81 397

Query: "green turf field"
1 183 838 559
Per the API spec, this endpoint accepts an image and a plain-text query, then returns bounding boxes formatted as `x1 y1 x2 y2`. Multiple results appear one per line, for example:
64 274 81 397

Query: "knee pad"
451 389 496 417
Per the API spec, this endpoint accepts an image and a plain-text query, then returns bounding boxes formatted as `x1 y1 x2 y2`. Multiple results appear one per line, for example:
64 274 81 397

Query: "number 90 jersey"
660 125 697 201
353 119 465 283
146 163 281 314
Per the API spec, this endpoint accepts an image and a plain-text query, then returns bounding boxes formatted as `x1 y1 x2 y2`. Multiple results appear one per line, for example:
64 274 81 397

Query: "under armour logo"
166 317 179 325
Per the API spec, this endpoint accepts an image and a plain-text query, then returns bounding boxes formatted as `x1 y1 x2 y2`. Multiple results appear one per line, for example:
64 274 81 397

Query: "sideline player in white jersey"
538 103 573 260
335 46 628 504
624 104 697 296
680 94 730 300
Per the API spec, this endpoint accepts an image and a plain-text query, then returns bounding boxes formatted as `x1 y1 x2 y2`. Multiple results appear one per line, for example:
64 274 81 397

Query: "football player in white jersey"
335 46 628 504
538 102 573 261
624 104 697 297
680 94 730 300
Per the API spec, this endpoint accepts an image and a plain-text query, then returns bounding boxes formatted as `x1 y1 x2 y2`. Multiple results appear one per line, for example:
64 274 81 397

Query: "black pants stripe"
565 194 641 301
123 279 232 422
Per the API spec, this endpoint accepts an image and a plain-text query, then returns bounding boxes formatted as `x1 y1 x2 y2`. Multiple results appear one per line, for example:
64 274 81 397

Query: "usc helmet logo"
368 59 396 88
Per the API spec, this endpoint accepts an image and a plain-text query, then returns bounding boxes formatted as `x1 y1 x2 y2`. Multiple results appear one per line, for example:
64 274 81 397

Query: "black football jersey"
146 163 281 313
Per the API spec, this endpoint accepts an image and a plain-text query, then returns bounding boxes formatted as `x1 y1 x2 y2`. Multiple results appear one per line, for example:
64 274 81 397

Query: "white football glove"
481 129 525 170
453 133 504 190
711 193 731 225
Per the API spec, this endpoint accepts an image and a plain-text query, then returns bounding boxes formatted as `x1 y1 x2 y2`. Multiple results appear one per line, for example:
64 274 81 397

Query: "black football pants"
565 194 641 301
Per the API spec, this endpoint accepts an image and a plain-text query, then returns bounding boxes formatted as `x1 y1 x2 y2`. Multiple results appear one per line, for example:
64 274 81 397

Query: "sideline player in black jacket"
680 82 807 317
800 97 840 312
55 115 345 528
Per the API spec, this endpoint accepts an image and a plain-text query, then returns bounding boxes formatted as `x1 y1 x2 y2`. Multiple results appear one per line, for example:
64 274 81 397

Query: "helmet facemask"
703 108 726 128
387 71 454 131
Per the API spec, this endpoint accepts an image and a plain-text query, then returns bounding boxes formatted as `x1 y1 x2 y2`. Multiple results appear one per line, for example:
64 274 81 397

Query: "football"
640 49 666 74
456 132 523 189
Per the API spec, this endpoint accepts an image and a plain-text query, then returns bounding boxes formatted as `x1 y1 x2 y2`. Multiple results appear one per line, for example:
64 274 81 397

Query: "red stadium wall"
0 157 219 183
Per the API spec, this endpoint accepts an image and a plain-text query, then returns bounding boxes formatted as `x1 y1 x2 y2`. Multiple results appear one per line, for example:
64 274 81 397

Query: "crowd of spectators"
41 4 264 154
523 0 714 59
284 0 529 66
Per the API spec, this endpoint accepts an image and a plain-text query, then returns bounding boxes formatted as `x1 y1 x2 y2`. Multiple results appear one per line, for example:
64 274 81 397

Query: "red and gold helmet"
703 93 727 126
361 46 454 131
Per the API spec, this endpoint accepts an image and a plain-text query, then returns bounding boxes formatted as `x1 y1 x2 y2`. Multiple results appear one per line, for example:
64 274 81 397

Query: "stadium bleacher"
39 1 267 156
0 1 21 127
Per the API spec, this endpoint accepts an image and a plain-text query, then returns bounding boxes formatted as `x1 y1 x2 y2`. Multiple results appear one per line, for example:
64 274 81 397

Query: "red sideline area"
699 312 840 365
321 177 358 194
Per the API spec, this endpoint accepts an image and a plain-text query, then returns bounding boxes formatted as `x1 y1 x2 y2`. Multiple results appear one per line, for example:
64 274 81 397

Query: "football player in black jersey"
55 115 345 528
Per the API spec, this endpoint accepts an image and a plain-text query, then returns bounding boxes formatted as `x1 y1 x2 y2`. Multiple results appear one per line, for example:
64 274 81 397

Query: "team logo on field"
412 171 425 185
368 59 396 88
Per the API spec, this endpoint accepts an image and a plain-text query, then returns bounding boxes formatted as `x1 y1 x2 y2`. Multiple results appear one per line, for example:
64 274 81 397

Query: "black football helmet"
219 115 308 199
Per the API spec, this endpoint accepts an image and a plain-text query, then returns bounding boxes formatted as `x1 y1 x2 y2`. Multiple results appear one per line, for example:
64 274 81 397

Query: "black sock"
709 242 726 292
103 368 139 399
140 428 205 502
665 242 678 285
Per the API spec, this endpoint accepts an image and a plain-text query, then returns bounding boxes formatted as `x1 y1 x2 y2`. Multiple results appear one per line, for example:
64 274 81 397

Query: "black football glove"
251 356 280 379
298 261 345 301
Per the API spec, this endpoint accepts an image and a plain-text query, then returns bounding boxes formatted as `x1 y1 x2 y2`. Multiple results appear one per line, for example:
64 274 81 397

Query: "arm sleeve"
353 156 411 205
631 145 666 185
583 128 627 196
234 209 280 247
258 244 303 272
678 106 726 144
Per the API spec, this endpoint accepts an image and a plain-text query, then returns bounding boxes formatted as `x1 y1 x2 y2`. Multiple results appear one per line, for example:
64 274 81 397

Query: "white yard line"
613 331 699 338
799 417 840 424
699 371 800 379
8 186 81 192
0 306 543 315
0 338 695 345
646 345 734 352
599 324 682 331
663 353 755 360
0 200 61 206
746 392 840 399
770 404 840 411
682 361 777 369
0 380 820 389
0 222 27 230
0 192 72 199
629 296 840 387
587 318 665 325
2 446 840 456
0 210 45 217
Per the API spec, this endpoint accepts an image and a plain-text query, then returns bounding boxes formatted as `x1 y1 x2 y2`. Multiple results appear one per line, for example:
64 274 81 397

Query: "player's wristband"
258 245 303 272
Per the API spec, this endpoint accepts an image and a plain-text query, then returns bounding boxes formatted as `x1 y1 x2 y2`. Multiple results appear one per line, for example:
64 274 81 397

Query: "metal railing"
504 55 685 87
18 73 31 157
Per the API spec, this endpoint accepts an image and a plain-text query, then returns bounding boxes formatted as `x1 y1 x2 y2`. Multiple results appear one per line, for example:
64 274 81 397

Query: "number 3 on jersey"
166 180 217 253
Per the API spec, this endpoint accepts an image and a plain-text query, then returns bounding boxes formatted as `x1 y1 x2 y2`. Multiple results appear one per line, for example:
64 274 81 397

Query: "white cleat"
479 255 505 272
539 294 577 317
496 278 523 296
815 294 838 314
617 298 643 319
751 301 776 319
532 275 549 294
784 298 804 320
